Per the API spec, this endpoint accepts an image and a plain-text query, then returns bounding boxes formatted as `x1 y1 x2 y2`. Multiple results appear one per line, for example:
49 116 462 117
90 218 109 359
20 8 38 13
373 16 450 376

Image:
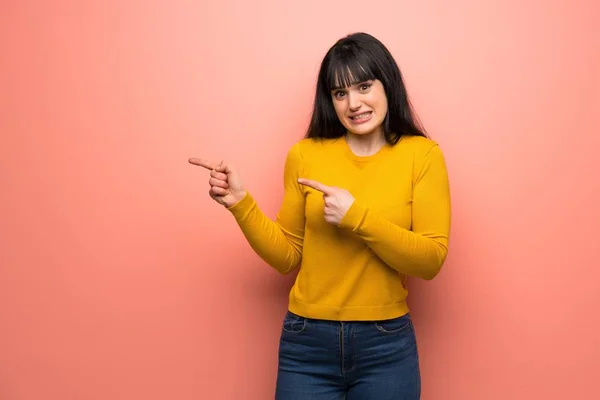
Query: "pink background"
1 1 599 399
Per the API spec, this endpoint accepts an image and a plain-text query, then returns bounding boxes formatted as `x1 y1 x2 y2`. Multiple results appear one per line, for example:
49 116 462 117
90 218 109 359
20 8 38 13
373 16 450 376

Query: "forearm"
227 192 303 275
339 202 448 279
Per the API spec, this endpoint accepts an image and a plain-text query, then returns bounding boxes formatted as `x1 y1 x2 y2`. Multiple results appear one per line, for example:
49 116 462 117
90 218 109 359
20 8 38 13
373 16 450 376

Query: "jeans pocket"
281 311 307 333
374 313 412 334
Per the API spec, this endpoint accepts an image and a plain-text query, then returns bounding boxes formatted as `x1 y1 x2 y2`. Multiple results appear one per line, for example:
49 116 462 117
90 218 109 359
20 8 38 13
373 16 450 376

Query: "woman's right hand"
188 158 247 208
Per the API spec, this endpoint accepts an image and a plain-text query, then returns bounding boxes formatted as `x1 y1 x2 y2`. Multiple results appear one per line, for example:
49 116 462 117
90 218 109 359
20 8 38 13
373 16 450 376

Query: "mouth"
349 111 372 123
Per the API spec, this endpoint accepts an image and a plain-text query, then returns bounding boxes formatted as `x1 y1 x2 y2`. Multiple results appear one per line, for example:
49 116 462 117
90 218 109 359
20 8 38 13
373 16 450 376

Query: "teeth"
352 112 371 119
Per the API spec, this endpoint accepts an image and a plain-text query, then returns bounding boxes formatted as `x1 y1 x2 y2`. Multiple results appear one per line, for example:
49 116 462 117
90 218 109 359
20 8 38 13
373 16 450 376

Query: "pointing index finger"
298 178 332 194
189 158 218 170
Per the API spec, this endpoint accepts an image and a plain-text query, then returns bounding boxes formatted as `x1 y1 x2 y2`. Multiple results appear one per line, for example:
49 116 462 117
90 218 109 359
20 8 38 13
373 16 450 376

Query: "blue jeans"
275 311 421 399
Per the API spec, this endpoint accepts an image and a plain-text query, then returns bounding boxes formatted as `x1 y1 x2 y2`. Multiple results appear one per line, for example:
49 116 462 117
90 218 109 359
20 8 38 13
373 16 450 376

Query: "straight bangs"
324 48 378 91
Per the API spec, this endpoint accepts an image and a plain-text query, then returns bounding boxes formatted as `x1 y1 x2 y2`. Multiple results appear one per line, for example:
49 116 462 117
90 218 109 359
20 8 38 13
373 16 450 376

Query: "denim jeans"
275 311 421 399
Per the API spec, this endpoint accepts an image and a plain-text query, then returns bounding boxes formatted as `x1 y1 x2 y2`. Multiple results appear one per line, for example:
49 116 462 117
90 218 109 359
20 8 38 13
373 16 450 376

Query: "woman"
190 32 451 399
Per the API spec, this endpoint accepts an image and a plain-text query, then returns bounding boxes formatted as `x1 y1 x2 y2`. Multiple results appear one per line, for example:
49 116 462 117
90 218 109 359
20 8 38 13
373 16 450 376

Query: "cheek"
332 101 347 120
374 96 388 117
379 99 388 116
369 85 388 112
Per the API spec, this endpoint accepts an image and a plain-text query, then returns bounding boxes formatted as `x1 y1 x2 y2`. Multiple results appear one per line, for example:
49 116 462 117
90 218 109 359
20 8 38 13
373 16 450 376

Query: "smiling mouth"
350 111 372 121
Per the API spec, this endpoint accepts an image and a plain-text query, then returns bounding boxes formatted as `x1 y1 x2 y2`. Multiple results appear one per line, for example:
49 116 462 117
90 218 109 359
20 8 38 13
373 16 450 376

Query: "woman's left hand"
298 178 355 226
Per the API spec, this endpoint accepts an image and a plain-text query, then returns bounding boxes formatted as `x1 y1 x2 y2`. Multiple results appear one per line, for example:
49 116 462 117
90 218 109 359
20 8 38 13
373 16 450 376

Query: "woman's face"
331 79 388 137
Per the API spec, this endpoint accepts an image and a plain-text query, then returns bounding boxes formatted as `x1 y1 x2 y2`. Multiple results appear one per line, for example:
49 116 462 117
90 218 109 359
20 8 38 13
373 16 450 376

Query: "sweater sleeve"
225 142 306 275
338 144 451 280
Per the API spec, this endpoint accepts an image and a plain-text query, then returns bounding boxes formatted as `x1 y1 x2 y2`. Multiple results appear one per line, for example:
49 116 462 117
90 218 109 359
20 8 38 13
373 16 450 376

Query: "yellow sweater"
227 135 451 321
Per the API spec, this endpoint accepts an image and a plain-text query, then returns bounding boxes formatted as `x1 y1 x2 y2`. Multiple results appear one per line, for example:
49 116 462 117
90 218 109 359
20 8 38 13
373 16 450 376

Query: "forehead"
328 62 375 90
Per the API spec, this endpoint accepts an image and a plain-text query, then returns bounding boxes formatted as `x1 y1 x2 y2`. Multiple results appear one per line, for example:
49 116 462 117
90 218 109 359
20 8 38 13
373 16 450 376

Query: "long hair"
305 32 427 144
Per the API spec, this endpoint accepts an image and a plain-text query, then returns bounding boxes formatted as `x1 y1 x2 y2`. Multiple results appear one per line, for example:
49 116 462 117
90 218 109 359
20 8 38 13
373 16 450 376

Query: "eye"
358 83 372 91
333 90 346 99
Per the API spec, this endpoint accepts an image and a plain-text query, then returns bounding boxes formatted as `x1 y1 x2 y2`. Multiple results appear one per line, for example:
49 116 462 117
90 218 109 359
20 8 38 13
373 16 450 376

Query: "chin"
347 123 382 136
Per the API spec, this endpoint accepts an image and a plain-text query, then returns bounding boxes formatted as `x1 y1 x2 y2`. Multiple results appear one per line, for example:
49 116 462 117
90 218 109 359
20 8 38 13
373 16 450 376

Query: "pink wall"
1 1 599 399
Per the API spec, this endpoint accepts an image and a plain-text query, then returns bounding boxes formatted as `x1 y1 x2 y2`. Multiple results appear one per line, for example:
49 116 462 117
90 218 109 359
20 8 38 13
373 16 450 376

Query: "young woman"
190 32 451 399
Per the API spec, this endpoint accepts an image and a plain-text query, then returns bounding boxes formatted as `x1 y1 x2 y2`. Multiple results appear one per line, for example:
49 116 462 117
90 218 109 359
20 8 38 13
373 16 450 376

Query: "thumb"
215 160 234 174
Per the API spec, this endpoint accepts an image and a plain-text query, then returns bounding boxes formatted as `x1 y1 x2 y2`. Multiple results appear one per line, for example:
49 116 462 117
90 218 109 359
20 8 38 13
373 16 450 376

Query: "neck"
345 131 386 157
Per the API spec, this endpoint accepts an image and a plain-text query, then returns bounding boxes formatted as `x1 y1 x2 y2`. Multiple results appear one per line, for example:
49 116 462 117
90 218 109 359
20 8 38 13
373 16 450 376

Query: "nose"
347 91 361 111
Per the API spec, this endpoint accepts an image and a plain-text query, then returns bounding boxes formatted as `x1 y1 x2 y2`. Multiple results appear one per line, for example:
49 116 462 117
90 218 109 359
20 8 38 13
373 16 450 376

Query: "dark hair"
305 32 427 144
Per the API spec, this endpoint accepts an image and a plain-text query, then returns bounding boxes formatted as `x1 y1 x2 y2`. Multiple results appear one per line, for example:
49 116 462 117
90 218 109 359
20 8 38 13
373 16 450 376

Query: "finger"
216 161 234 174
210 186 228 196
209 177 228 189
210 169 228 181
189 158 218 170
297 178 332 194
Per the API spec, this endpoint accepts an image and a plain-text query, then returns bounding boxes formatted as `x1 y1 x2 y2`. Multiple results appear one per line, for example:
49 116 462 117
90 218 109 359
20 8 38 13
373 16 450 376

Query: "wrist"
226 191 248 209
338 200 367 231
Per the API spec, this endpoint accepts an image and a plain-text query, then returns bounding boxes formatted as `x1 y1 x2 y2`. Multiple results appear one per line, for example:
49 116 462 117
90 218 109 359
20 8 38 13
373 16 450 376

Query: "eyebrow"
330 80 371 91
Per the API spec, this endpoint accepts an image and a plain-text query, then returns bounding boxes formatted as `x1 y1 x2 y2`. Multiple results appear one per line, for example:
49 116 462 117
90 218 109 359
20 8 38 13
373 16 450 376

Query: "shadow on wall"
242 261 298 306
405 222 466 324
